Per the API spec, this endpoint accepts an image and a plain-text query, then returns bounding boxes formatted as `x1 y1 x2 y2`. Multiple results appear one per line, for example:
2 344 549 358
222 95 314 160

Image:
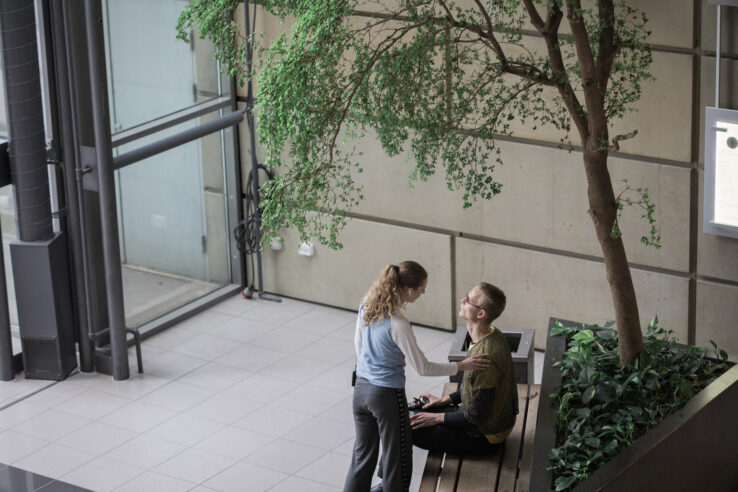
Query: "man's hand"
457 354 490 372
410 411 444 429
417 393 449 409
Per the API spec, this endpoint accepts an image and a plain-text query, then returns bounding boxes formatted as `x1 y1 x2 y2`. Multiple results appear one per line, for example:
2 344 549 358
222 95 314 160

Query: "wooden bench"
418 382 541 492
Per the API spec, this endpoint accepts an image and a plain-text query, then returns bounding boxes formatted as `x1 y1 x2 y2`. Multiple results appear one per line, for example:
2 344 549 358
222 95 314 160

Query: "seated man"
410 282 518 454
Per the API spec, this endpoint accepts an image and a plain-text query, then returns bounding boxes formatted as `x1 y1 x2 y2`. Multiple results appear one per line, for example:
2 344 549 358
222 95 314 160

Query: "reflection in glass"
103 0 223 132
0 185 19 354
115 120 232 327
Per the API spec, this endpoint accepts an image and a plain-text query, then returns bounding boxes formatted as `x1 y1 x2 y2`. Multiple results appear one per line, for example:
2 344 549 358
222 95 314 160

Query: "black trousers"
411 406 501 455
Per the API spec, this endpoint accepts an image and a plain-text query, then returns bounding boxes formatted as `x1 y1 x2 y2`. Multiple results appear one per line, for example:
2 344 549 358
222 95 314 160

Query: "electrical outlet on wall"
298 242 314 256
270 236 283 250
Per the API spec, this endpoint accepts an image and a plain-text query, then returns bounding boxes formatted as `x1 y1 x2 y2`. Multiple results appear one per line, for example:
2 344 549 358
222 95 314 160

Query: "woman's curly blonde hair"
362 261 427 327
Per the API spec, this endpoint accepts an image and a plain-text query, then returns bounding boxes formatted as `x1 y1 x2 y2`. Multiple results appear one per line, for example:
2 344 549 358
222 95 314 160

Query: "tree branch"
566 0 605 137
523 2 588 140
609 129 638 152
596 0 617 91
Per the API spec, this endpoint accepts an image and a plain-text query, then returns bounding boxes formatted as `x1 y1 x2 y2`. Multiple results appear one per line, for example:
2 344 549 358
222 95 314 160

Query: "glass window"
103 0 225 132
114 116 234 327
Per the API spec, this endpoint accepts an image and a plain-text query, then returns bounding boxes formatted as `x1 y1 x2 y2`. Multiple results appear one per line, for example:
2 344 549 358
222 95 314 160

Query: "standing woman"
344 261 490 492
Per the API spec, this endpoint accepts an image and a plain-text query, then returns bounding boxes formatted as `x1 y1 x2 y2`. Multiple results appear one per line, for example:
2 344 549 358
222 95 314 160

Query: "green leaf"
582 385 596 404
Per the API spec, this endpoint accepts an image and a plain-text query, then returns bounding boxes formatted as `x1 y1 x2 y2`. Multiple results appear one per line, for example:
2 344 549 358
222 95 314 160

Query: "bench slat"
438 455 462 491
496 384 529 492
419 453 444 492
456 452 502 492
515 384 540 492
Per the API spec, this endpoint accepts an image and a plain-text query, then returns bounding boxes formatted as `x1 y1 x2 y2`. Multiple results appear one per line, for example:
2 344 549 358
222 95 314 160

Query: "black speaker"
11 233 77 380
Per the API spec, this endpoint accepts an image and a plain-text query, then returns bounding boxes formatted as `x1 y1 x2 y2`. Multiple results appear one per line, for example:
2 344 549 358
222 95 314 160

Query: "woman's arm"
391 315 458 377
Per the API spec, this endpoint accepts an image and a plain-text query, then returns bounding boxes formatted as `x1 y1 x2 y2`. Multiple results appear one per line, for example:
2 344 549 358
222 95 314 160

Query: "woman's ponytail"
362 261 427 326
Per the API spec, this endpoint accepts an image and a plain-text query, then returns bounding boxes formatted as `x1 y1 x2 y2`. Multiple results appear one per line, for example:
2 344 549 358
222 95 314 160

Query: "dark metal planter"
530 317 738 492
447 325 535 384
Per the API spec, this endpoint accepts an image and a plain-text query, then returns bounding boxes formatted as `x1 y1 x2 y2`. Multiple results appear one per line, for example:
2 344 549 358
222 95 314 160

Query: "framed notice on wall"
704 107 738 239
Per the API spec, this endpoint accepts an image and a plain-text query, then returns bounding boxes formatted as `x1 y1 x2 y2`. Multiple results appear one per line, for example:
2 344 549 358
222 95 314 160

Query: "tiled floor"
0 294 544 491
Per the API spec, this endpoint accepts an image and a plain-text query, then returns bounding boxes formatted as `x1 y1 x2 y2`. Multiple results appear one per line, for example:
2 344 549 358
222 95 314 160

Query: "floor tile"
0 401 46 429
239 301 313 326
333 436 355 456
154 448 236 484
185 392 262 424
171 334 242 361
13 443 95 479
268 475 341 492
143 351 208 380
194 426 274 460
272 385 346 416
137 381 216 412
64 372 110 388
93 373 170 400
294 337 355 364
177 362 251 391
12 409 92 441
60 457 144 492
223 374 298 404
206 317 273 344
208 294 259 317
216 344 286 372
259 355 334 384
203 461 288 492
318 395 354 425
104 434 187 469
233 404 313 437
283 308 356 336
0 429 49 463
248 327 322 353
22 382 89 409
143 326 200 350
112 471 195 492
329 321 357 342
56 389 132 420
243 438 325 474
173 310 234 334
148 413 226 446
306 360 355 395
285 417 355 450
99 400 178 433
56 421 138 455
295 451 351 489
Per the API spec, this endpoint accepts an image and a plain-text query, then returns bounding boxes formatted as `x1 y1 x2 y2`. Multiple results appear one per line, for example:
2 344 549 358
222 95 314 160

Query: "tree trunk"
582 145 643 365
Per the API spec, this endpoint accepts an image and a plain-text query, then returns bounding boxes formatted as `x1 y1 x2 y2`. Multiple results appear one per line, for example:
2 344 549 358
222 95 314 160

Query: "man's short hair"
477 282 506 324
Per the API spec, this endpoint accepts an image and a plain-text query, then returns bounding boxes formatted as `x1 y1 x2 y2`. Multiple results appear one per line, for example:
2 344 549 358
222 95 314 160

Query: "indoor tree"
177 0 658 365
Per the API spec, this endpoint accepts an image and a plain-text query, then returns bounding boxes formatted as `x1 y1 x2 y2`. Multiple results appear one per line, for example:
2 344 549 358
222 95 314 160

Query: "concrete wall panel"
351 131 484 233
696 280 738 359
480 140 691 271
261 218 453 329
701 3 738 53
456 238 689 350
611 51 693 162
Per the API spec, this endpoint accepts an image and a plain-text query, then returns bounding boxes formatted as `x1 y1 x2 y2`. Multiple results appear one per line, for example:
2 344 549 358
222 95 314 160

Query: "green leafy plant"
548 318 729 491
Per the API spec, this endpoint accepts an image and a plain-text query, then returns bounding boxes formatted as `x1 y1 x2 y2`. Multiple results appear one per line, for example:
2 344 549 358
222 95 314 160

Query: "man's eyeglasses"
462 295 483 310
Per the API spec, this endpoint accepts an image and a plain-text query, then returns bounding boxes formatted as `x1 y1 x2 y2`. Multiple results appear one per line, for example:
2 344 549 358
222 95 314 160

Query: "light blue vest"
356 307 406 388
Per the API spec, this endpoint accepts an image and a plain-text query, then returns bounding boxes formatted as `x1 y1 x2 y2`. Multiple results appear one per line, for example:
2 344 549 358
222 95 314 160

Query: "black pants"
411 406 501 455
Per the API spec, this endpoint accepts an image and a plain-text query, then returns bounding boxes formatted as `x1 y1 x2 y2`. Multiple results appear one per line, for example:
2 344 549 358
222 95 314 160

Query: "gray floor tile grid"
0 294 544 492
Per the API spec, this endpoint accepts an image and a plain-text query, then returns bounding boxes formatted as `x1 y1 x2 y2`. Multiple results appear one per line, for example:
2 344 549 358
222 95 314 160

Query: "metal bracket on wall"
80 145 98 191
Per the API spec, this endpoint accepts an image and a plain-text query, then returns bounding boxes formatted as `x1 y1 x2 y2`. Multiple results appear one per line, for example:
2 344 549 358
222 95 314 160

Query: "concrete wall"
236 2 738 358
